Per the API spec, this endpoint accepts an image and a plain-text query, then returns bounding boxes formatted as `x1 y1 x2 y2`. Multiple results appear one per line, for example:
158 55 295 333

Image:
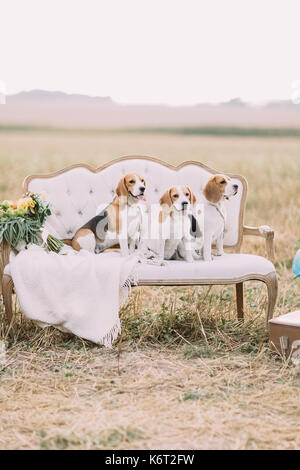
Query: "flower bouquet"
0 193 64 253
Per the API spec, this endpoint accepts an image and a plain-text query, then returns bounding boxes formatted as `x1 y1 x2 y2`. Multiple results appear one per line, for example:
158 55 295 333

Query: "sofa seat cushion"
137 254 275 284
4 253 275 285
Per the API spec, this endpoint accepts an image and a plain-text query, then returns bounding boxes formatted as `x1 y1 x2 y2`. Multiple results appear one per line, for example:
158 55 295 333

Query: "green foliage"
95 428 145 448
181 390 213 401
126 126 300 138
0 216 42 248
3 123 300 137
39 432 82 450
0 193 51 249
183 344 217 359
47 234 64 253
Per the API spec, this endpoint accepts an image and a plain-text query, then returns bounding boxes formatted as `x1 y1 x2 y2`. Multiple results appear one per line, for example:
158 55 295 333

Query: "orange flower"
13 201 17 209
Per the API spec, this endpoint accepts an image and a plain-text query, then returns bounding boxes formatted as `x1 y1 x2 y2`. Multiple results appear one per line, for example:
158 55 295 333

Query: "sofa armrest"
243 225 275 262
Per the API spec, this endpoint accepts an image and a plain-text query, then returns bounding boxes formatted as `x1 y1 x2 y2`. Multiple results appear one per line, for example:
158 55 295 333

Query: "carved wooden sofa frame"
0 156 278 333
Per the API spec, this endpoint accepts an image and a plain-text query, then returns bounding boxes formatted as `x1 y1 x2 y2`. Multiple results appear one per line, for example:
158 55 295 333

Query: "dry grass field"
0 130 300 450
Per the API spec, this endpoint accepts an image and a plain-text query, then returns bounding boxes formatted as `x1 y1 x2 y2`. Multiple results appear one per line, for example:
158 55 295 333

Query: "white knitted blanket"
9 245 138 347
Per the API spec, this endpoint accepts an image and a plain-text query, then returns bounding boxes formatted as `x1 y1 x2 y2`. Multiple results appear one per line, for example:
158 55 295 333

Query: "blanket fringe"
102 265 140 348
119 249 166 312
98 318 121 348
119 265 139 309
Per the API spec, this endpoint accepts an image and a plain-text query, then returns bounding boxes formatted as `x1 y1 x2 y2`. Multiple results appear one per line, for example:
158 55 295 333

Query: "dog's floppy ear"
186 186 196 206
203 176 222 203
115 176 128 197
159 188 172 223
159 188 172 207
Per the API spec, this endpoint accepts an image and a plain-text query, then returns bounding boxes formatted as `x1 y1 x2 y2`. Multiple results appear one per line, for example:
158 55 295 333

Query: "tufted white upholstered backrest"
24 157 247 248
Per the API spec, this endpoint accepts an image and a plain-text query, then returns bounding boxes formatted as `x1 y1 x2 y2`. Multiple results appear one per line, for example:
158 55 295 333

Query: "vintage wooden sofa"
1 156 278 329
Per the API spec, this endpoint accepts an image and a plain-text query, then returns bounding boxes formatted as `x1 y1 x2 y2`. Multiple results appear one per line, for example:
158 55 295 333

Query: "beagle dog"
158 185 196 262
69 173 146 256
201 174 238 261
176 209 204 261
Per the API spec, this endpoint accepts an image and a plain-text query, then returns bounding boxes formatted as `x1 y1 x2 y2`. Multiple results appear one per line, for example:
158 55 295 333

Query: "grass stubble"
0 130 300 449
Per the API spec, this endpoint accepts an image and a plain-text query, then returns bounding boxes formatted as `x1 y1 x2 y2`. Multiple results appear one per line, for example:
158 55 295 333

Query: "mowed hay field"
0 130 300 450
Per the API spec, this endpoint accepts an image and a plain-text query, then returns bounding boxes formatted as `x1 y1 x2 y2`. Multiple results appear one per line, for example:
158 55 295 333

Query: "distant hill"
1 90 300 128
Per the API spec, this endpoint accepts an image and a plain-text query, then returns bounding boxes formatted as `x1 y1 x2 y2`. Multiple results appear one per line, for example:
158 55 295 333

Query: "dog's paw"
212 250 224 257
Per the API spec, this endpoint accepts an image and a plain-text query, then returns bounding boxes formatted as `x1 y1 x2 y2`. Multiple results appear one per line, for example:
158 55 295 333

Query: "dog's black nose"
233 184 238 190
182 201 188 207
140 187 145 193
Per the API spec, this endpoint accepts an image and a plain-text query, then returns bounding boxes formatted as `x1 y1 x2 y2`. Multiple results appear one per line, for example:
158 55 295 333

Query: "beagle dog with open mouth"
69 173 146 256
158 185 196 262
201 174 238 261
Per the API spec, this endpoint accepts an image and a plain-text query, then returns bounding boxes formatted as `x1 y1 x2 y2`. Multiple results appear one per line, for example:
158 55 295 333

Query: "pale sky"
1 0 300 105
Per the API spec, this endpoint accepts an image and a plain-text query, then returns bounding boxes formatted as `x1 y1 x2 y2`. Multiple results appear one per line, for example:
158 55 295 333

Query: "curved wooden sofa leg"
264 271 278 324
2 274 14 334
236 282 244 321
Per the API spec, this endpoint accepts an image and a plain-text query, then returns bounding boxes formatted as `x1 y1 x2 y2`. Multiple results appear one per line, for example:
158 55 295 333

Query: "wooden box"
269 311 300 359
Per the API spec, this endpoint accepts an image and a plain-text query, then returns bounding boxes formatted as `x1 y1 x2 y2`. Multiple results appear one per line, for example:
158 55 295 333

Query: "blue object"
293 249 300 277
